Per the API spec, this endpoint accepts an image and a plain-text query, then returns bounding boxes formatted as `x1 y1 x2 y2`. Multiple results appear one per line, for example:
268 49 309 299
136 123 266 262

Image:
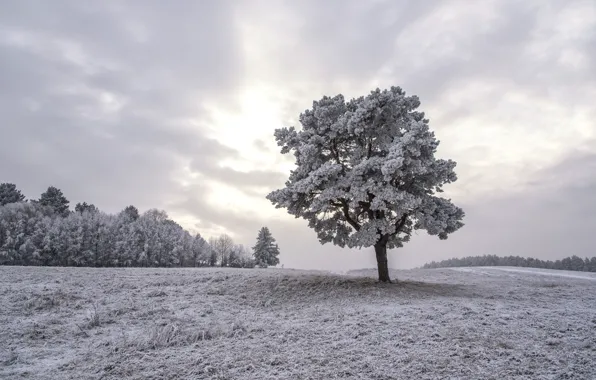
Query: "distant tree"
267 86 464 282
209 234 234 267
420 254 596 273
0 202 53 265
0 183 26 206
590 257 596 272
0 192 246 270
38 186 70 216
143 209 168 223
252 227 280 268
240 245 256 268
190 233 210 267
122 205 140 221
226 244 253 268
569 255 585 271
208 249 218 267
561 257 572 270
75 202 98 214
228 245 240 268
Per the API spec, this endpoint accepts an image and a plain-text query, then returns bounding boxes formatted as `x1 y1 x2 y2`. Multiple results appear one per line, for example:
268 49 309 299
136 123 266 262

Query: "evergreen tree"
590 257 596 272
0 183 26 206
38 186 70 216
75 202 98 214
122 205 139 221
252 227 280 268
0 195 239 269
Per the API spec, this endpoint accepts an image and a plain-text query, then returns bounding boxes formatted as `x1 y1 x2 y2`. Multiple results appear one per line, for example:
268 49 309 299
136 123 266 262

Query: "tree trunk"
374 242 392 283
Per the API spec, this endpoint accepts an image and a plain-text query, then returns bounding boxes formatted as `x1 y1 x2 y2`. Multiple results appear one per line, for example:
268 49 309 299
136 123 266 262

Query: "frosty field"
1 266 595 380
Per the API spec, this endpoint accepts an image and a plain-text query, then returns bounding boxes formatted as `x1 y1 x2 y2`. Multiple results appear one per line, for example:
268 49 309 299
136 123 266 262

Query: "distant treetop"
0 183 26 206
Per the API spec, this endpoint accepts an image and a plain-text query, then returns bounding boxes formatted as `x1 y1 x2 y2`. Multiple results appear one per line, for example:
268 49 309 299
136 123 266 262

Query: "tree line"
0 183 280 268
421 254 596 273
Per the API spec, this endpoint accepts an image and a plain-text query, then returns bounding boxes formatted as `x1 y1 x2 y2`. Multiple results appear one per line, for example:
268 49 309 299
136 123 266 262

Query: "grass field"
1 266 595 379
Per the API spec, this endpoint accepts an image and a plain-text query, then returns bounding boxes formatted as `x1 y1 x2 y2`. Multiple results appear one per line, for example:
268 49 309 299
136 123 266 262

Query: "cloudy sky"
1 0 594 270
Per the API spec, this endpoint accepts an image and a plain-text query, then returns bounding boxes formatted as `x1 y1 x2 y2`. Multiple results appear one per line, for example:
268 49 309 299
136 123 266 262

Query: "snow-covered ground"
1 266 595 380
450 266 596 280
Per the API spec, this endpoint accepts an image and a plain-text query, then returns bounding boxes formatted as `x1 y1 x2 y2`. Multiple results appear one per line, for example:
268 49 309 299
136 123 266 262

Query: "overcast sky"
1 0 594 270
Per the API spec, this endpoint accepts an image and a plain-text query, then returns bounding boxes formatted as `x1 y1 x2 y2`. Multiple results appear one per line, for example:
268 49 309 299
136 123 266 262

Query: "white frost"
1 266 595 379
267 87 464 251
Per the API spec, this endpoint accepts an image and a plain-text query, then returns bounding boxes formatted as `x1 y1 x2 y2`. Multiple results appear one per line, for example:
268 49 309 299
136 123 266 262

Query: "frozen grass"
1 266 595 379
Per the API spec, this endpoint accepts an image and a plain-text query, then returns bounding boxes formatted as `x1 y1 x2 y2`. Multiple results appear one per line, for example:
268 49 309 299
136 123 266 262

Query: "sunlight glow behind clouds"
1 0 594 269
202 86 287 172
181 0 596 255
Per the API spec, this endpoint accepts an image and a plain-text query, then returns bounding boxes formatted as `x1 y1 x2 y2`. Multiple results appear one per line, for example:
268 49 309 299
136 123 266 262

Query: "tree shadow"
231 270 488 307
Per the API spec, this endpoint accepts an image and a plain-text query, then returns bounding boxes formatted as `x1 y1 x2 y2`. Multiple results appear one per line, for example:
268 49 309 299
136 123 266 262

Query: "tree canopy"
0 183 26 206
267 86 464 282
75 202 98 214
38 186 70 216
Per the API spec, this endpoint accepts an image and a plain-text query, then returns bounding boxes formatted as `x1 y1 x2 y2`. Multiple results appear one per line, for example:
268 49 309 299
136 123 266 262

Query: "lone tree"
0 183 26 206
267 86 464 282
38 186 70 216
252 227 280 268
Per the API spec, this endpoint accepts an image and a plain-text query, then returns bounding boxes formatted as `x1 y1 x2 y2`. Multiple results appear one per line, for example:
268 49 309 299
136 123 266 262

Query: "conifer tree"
0 183 26 206
122 205 140 221
75 202 98 214
38 186 70 216
252 227 280 268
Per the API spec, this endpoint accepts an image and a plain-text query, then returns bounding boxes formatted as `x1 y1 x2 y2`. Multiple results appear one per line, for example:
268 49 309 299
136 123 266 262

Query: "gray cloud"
194 165 286 190
0 0 244 212
0 0 594 270
396 149 596 268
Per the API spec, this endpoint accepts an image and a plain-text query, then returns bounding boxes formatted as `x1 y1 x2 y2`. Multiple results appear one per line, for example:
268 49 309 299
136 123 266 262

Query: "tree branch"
331 139 341 165
339 199 360 231
395 213 409 234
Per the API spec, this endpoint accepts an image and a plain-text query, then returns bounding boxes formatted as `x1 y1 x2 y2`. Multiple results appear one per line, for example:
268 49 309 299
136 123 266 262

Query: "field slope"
1 266 595 379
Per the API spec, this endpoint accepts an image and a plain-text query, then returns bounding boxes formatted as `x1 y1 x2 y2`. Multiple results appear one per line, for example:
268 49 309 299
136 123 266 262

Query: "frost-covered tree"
0 183 26 206
189 233 210 267
208 248 218 267
228 244 255 268
0 202 53 265
209 234 234 267
421 254 596 273
122 205 139 221
75 202 98 214
267 86 464 282
0 200 218 268
590 257 596 272
252 227 280 268
228 245 239 267
38 186 70 217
